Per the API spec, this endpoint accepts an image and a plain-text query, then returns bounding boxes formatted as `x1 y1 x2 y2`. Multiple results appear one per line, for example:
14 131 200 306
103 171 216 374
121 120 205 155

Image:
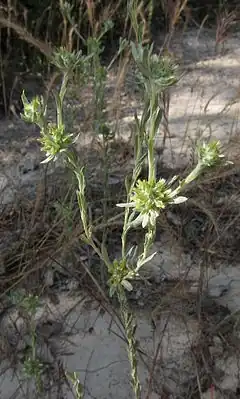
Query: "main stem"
118 288 141 399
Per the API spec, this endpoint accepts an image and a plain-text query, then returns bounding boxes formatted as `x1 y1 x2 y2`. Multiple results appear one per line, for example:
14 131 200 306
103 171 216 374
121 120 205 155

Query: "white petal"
116 202 136 208
121 279 133 291
171 196 188 204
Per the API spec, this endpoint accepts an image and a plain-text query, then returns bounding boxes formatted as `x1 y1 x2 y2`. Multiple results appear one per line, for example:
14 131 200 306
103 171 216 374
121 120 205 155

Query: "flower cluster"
197 140 225 168
21 91 45 126
118 177 187 228
39 123 77 164
131 42 179 91
108 259 134 296
52 47 88 75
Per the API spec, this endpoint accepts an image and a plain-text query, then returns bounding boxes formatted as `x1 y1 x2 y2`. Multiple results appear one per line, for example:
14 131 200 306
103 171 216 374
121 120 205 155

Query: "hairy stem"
118 287 141 399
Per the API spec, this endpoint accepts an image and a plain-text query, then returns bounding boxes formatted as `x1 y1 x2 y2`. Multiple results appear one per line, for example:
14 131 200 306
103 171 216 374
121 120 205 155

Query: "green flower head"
131 42 179 91
108 259 134 296
197 140 225 168
39 123 76 164
148 54 179 89
132 179 172 213
21 91 45 126
117 177 187 228
52 47 88 75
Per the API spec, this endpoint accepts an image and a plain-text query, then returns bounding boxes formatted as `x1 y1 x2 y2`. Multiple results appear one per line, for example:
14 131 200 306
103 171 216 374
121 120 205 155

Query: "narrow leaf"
137 251 157 269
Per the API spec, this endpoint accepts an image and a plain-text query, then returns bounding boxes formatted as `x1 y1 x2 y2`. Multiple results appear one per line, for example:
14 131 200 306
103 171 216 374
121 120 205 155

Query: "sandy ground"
0 27 240 398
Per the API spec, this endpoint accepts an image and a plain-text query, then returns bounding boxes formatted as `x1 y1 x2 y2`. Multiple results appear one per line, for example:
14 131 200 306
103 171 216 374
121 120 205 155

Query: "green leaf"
118 37 128 54
101 243 110 266
141 103 151 127
134 111 141 132
126 245 138 264
109 285 116 297
137 251 157 269
125 174 132 193
131 42 139 62
152 108 163 135
127 214 144 230
133 154 146 182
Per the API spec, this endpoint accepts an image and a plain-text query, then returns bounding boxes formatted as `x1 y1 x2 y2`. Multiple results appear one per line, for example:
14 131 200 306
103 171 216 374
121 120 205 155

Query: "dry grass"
215 5 239 54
